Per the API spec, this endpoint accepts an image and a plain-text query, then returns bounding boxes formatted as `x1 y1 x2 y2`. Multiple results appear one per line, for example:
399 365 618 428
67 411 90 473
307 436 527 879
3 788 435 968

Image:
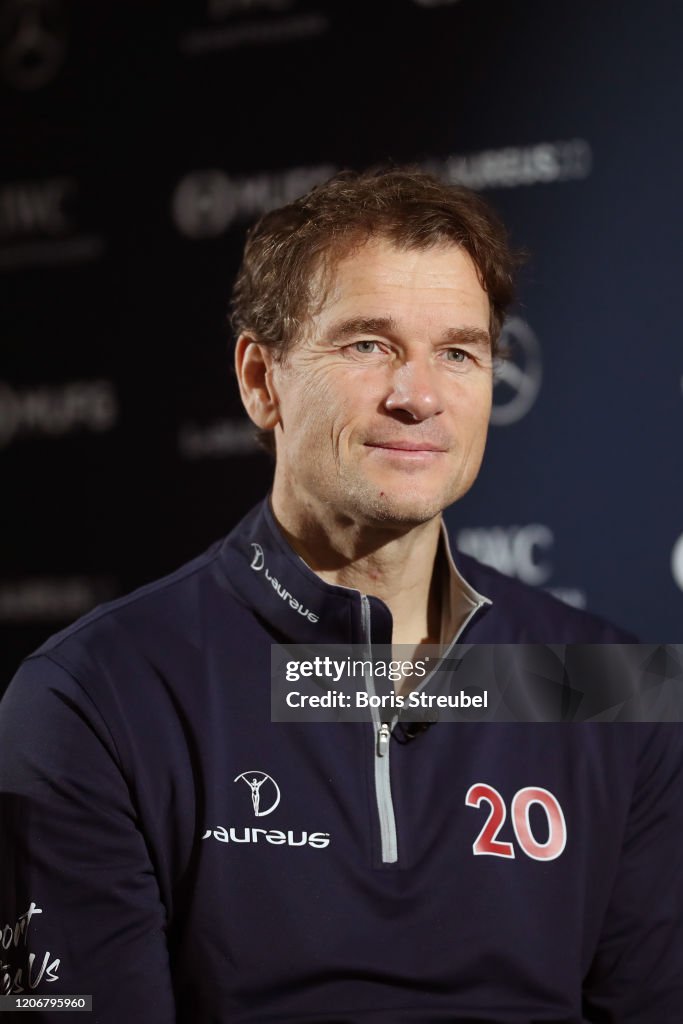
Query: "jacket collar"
219 498 490 646
438 520 493 645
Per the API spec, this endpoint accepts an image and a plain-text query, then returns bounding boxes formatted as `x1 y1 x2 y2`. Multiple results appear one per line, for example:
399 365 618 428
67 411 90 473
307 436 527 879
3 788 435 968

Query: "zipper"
361 594 399 865
362 592 489 866
377 723 391 757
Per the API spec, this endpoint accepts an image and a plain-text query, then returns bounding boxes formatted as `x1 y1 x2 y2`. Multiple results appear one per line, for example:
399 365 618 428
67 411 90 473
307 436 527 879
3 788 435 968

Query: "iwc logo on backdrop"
456 524 586 608
0 176 72 244
491 317 543 426
457 524 554 586
234 771 281 817
0 177 104 270
0 0 67 91
672 533 683 592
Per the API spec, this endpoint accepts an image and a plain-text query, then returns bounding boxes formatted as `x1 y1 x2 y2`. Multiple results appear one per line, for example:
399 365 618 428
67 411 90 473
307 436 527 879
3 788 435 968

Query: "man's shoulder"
24 535 248 680
454 549 637 643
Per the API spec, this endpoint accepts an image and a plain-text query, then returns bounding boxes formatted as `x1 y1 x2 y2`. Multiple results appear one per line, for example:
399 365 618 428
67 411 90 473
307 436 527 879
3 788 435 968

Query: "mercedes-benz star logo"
491 316 543 427
672 533 683 593
0 0 67 91
171 170 235 239
234 771 281 817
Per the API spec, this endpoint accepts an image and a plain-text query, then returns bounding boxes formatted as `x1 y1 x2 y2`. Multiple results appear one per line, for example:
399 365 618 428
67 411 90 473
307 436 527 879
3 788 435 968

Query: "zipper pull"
377 722 391 757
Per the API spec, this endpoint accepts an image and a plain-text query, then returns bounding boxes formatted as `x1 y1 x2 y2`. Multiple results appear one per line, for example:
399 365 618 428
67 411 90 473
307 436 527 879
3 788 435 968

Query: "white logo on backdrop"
178 418 259 459
208 0 292 17
672 533 683 592
171 171 236 239
0 576 116 621
0 178 104 269
423 140 592 191
180 0 327 55
544 587 586 610
457 524 554 586
0 380 117 448
173 147 591 240
491 317 543 426
172 164 335 237
0 177 72 237
0 0 67 90
457 525 587 607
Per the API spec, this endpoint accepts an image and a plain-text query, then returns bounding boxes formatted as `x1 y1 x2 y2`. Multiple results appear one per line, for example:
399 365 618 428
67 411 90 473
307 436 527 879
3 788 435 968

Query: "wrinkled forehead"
301 235 490 336
308 232 476 303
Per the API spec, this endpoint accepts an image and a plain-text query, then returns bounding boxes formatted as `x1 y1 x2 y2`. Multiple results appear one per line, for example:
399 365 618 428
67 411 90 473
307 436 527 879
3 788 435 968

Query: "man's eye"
353 341 379 354
445 349 469 363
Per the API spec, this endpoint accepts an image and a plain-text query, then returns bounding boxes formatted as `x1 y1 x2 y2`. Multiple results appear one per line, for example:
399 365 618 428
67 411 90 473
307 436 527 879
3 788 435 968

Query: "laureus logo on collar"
234 771 280 817
250 542 265 571
247 541 319 623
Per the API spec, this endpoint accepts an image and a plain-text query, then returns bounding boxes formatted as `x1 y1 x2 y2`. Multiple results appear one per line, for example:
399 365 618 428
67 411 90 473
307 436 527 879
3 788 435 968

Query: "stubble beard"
332 463 452 530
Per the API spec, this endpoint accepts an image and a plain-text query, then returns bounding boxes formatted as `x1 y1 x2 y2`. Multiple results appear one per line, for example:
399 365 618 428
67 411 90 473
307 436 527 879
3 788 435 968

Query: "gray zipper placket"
362 593 489 866
360 594 399 865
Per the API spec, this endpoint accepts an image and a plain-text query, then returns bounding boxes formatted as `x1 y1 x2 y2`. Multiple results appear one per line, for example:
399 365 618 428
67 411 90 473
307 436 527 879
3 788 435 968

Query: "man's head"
231 167 516 370
232 168 519 532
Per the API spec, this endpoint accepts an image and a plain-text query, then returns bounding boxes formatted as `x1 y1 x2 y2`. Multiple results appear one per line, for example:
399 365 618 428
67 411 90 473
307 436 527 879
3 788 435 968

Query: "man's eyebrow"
441 326 491 349
326 316 398 340
326 317 491 349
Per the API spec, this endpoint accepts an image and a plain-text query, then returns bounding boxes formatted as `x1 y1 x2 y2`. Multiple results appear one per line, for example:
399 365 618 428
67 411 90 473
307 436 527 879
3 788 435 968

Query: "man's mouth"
365 441 447 453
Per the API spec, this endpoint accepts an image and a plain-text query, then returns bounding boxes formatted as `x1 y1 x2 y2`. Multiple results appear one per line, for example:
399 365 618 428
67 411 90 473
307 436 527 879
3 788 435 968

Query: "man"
0 169 681 1022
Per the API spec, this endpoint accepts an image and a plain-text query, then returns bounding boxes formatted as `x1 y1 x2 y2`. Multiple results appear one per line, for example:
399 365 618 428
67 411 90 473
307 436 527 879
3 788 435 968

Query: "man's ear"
234 334 281 430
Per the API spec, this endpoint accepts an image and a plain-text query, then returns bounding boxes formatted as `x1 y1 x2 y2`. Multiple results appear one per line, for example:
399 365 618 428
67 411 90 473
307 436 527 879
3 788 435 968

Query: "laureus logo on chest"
202 769 331 849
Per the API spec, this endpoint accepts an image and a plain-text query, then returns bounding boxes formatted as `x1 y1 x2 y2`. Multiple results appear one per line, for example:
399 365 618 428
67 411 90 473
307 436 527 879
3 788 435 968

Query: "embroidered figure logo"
234 771 281 817
249 542 265 571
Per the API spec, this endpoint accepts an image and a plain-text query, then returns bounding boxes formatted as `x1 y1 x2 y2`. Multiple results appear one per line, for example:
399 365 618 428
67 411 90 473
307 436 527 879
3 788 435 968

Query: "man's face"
270 238 493 529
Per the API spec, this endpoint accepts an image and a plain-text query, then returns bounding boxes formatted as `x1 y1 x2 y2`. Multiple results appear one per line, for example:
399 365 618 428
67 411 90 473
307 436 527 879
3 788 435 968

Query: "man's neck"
270 493 443 647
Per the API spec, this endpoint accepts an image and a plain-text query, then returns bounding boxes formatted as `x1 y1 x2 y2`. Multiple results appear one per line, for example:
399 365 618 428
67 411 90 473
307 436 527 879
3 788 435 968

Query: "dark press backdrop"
2 0 682 691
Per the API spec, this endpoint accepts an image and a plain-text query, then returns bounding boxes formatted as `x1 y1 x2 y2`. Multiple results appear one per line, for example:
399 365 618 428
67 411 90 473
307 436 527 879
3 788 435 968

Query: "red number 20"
465 783 566 861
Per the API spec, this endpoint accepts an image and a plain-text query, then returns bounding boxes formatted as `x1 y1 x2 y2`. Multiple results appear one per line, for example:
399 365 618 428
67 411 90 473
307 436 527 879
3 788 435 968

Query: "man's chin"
350 486 449 528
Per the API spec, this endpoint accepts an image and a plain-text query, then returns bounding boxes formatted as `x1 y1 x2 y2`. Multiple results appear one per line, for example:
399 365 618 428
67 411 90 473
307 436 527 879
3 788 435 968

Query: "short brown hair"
230 167 520 450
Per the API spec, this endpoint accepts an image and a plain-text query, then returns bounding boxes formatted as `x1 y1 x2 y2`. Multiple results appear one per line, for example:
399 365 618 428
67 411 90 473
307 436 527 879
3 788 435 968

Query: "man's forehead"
315 236 479 291
301 238 490 334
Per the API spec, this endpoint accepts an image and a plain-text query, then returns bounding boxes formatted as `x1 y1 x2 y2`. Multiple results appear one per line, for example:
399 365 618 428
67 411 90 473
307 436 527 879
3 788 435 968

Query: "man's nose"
383 358 445 422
